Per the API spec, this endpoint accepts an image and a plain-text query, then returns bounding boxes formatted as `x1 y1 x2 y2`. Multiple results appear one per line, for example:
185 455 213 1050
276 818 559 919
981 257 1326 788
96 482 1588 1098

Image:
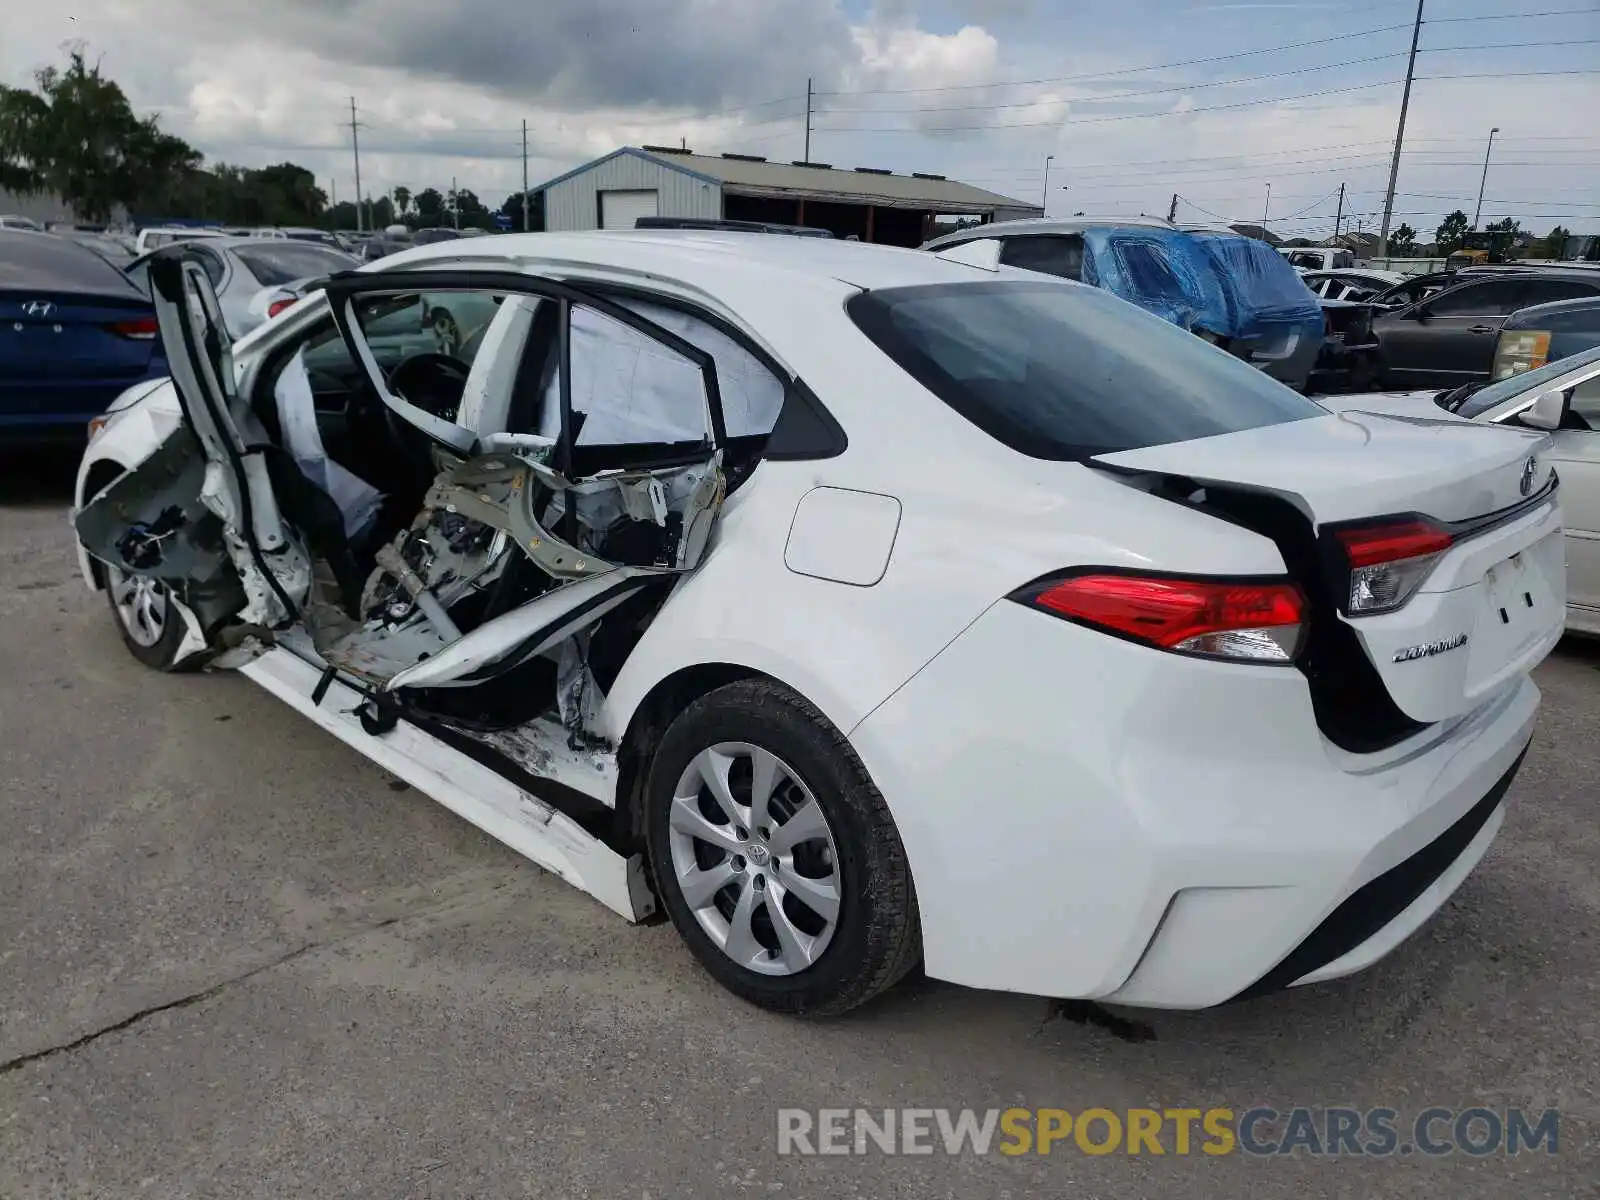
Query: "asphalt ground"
2 446 1595 1198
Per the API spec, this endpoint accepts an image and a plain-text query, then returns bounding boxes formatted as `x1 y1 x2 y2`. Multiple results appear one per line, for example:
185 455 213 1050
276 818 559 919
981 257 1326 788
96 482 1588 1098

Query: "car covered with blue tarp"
921 217 1332 390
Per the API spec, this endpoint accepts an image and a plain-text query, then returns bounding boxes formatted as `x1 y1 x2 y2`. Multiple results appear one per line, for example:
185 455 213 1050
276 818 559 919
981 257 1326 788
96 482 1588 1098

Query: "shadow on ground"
0 447 82 507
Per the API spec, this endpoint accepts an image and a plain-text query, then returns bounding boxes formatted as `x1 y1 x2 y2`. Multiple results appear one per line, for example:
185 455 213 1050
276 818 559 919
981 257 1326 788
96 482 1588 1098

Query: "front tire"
645 679 920 1016
104 565 187 670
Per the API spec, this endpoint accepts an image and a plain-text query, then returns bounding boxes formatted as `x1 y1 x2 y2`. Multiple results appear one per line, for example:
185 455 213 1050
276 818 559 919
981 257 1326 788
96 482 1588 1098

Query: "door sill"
238 645 654 921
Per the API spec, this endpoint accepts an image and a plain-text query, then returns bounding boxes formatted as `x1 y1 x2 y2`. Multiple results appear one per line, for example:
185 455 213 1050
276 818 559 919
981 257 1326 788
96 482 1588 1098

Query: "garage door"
600 190 659 230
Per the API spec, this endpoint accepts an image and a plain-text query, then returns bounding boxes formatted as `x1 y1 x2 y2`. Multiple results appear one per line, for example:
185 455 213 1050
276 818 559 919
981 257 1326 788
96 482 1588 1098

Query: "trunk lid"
1095 409 1564 727
0 292 159 384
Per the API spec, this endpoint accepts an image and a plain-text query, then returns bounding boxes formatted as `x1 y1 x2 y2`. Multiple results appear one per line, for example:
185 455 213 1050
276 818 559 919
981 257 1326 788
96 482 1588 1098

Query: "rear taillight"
1015 572 1306 664
266 296 298 319
105 315 158 340
1333 518 1454 615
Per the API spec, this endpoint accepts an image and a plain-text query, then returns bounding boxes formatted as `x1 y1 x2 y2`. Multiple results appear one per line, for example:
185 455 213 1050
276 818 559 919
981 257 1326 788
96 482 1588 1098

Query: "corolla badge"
1393 633 1469 663
22 300 54 317
1520 455 1538 497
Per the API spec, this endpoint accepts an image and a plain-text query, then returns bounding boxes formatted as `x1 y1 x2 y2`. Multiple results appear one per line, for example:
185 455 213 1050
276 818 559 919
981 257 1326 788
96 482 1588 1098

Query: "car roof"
375 229 1019 296
922 215 1176 249
1447 269 1600 286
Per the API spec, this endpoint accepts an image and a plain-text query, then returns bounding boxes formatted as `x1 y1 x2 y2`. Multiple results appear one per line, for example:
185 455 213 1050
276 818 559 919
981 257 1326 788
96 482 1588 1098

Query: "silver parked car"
123 237 358 338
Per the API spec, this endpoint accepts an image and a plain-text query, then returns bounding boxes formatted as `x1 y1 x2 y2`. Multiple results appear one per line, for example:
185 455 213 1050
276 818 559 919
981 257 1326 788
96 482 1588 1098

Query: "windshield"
1455 344 1600 419
233 243 357 286
848 280 1322 461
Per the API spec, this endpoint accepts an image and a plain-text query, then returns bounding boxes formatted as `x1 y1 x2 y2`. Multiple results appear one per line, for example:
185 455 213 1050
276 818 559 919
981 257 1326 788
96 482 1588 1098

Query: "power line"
812 22 1414 97
815 78 1404 132
817 39 1600 118
816 52 1409 115
811 7 1594 101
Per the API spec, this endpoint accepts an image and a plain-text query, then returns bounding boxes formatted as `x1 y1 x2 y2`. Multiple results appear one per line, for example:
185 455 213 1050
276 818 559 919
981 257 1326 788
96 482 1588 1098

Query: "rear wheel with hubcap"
646 679 920 1015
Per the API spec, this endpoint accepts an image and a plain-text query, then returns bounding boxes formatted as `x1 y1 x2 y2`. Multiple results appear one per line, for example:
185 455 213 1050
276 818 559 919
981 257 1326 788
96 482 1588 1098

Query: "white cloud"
3 1 1593 232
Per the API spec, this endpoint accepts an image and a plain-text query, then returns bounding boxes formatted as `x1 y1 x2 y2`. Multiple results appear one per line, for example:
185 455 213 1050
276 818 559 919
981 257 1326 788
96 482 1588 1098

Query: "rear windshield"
847 280 1322 460
0 230 143 296
234 243 356 286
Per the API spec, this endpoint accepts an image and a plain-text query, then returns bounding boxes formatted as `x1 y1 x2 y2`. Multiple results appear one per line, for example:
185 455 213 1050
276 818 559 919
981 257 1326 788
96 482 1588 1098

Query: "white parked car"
132 226 231 254
1330 344 1600 635
123 237 359 338
1281 247 1358 272
69 232 1564 1015
1300 269 1407 302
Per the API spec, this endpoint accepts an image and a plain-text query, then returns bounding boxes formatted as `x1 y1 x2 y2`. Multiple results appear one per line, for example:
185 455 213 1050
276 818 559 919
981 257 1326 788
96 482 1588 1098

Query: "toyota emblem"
22 300 54 318
1520 456 1538 497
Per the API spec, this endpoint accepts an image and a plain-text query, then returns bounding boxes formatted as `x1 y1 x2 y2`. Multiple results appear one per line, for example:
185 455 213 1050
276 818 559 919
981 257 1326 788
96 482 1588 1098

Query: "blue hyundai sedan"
0 230 168 445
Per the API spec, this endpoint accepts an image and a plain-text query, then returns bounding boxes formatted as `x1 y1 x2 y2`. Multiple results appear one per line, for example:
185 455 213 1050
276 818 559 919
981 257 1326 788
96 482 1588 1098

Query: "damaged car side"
71 233 1563 1018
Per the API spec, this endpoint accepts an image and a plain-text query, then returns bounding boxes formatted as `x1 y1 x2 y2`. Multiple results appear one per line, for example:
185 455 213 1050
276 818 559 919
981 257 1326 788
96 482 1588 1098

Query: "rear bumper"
0 373 164 440
849 600 1539 1008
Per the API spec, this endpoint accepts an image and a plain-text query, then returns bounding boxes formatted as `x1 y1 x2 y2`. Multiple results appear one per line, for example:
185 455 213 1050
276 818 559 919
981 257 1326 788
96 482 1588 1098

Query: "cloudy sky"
6 0 1597 236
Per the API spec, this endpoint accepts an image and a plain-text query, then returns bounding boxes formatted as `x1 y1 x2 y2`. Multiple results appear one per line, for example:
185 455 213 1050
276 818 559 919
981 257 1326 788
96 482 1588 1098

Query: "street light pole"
1262 182 1271 234
1042 155 1054 215
1473 126 1500 229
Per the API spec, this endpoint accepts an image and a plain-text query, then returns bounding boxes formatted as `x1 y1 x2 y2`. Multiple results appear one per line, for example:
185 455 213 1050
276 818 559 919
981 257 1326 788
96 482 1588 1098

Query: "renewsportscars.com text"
776 1106 1559 1157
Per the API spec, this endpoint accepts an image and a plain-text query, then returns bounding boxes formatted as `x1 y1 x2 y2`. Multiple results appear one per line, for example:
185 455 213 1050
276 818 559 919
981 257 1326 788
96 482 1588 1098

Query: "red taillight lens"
1020 573 1306 663
1335 519 1453 568
1334 518 1453 614
266 296 298 318
106 315 158 339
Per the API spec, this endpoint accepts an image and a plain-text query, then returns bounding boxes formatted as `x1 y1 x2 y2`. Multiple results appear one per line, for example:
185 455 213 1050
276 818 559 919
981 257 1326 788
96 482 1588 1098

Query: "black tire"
645 679 920 1016
103 570 188 671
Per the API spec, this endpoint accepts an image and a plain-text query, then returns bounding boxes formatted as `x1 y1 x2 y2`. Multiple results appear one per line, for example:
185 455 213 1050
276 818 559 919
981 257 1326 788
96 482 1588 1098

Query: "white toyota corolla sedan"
69 232 1564 1016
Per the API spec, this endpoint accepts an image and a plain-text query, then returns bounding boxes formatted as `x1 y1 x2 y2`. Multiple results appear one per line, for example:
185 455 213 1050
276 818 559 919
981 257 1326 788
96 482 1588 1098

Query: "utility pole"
1378 0 1426 257
1333 182 1345 240
521 119 531 233
452 176 460 229
1167 192 1178 222
1262 183 1271 234
349 97 364 233
1042 155 1054 214
804 77 813 162
1473 126 1500 229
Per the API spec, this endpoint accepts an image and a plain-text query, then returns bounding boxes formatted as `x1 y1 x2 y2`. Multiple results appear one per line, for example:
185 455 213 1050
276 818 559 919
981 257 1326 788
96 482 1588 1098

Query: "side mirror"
1520 388 1566 431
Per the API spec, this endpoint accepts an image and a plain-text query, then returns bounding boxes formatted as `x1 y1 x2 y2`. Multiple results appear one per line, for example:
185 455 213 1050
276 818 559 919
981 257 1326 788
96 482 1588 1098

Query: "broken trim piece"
383 569 659 691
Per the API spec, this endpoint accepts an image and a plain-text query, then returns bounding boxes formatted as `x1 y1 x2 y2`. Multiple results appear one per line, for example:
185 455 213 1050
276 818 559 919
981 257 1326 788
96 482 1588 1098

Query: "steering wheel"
384 351 473 472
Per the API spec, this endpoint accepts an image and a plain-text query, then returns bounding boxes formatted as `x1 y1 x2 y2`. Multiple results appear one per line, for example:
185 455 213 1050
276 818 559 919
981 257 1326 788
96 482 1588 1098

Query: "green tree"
452 187 491 229
1389 223 1418 254
1542 225 1571 259
327 200 359 230
1435 210 1470 254
500 189 544 231
414 187 446 227
392 185 411 221
0 49 201 221
369 194 394 229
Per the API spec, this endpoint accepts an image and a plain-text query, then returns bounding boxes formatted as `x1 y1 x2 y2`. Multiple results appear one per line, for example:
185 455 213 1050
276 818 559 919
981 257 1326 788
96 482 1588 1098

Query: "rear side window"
848 281 1322 461
1429 280 1526 316
1112 240 1183 304
998 235 1083 281
1520 279 1600 307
